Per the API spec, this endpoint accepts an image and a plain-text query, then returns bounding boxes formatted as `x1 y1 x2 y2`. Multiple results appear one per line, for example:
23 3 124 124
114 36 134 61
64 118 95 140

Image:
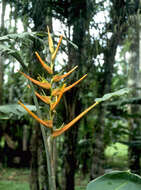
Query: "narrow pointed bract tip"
35 51 53 74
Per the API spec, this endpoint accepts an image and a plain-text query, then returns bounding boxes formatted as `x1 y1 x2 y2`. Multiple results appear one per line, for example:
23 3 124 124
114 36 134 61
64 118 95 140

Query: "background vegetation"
0 0 141 190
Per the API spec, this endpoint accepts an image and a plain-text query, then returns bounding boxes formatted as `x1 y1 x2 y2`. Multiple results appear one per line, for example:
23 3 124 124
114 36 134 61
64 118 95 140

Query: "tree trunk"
30 123 40 190
62 49 79 189
90 105 105 179
0 0 6 104
90 33 119 179
0 56 3 104
38 129 48 190
128 16 141 174
62 12 89 190
62 1 94 188
90 0 129 179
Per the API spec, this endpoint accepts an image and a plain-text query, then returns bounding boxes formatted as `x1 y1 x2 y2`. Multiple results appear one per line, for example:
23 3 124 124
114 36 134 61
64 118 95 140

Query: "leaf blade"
95 88 130 103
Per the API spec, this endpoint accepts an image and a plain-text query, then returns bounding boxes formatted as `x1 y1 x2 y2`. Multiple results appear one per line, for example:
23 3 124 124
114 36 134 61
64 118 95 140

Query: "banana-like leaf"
95 88 130 103
0 104 37 118
0 32 41 43
0 32 44 69
87 171 141 190
0 116 9 120
0 44 26 69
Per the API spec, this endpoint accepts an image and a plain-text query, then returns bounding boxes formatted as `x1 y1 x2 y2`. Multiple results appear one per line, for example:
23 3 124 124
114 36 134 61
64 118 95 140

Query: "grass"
0 168 30 190
0 167 88 190
0 143 128 190
0 181 29 190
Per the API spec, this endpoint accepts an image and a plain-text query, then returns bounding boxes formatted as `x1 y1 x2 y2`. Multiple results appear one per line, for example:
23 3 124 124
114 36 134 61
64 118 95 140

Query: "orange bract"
35 52 53 74
18 101 53 128
53 66 78 82
52 102 99 137
20 71 51 89
35 91 51 105
63 74 87 93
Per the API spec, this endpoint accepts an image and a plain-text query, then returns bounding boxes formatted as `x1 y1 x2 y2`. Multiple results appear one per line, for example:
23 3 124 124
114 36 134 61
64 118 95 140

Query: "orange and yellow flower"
18 28 99 138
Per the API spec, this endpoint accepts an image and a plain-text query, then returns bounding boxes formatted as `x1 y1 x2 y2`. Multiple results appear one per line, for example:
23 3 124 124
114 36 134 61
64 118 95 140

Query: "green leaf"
0 32 44 70
86 171 141 190
0 116 9 120
95 88 130 103
0 104 37 117
0 32 41 43
0 44 27 69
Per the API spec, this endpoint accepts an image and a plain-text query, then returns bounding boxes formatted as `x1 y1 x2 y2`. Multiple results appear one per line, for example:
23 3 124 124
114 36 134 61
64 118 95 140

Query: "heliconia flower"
35 91 51 105
35 52 53 74
53 66 78 82
18 101 53 128
47 26 54 54
52 102 99 137
51 35 63 61
50 84 66 111
20 71 51 89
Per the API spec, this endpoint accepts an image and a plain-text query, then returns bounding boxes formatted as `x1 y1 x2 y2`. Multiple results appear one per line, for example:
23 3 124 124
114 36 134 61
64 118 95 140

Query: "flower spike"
35 52 53 74
18 101 53 128
20 71 51 89
52 102 99 137
53 66 78 82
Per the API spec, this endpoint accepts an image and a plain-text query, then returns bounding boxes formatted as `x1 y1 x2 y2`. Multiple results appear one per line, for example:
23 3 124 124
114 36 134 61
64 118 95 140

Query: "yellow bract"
52 35 63 61
47 26 54 54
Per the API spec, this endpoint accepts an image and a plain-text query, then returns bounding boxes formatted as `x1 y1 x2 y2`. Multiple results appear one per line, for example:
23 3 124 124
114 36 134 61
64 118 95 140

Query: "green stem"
47 136 57 190
29 81 52 189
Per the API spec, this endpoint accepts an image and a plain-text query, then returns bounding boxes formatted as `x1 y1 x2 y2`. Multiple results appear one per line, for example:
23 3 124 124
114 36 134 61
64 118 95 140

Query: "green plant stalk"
29 81 52 189
46 84 57 190
27 61 57 189
47 136 57 190
31 83 57 190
